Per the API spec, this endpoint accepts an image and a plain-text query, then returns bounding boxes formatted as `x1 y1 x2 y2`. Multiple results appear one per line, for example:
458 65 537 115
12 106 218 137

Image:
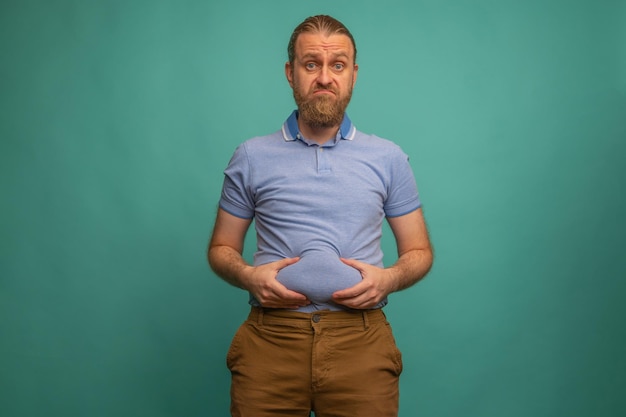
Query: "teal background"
1 0 625 416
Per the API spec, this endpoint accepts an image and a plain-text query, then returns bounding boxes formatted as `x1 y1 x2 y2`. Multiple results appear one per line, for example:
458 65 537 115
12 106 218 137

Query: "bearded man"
208 15 433 417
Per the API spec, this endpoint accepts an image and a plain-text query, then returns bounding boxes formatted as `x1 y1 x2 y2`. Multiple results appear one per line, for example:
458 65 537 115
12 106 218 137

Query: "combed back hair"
287 15 357 65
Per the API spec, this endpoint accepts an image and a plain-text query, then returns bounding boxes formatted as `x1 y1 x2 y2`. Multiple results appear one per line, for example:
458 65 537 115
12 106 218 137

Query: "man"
208 15 433 417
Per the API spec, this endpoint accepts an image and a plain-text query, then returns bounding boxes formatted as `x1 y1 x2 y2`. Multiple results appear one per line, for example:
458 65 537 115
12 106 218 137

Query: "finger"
270 280 309 302
339 257 364 271
333 296 371 310
279 288 309 302
274 256 301 269
332 282 366 300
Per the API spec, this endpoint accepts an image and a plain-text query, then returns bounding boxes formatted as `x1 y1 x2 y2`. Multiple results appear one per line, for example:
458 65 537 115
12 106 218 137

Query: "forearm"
385 247 433 293
208 245 252 290
209 244 308 309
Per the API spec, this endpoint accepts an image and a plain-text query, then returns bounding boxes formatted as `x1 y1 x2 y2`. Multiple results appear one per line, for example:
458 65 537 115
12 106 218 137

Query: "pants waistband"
248 306 386 330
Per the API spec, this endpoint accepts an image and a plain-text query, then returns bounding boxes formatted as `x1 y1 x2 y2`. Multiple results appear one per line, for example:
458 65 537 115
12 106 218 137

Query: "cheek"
293 73 313 89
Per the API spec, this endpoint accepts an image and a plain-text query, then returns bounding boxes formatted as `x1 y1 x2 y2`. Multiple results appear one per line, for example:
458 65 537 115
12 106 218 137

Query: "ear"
352 64 359 88
285 62 294 88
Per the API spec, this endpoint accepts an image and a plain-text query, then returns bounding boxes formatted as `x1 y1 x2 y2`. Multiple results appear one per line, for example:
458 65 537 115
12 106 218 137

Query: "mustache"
312 85 338 95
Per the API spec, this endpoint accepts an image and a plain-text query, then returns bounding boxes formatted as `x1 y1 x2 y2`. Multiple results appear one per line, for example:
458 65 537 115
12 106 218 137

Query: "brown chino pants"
227 307 403 417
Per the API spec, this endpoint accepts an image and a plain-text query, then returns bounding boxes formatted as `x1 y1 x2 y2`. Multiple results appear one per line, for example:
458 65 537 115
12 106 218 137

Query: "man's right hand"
208 209 309 309
243 257 310 309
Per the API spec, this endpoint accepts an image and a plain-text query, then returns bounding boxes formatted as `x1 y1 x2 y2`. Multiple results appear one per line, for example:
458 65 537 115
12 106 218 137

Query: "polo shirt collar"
281 110 356 143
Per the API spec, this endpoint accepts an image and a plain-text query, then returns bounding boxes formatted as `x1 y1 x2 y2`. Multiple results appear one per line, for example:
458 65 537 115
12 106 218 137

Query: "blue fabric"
219 111 421 311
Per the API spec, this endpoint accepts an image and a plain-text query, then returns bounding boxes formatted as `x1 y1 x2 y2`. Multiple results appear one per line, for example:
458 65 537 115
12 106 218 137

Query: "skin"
285 32 358 144
208 31 433 309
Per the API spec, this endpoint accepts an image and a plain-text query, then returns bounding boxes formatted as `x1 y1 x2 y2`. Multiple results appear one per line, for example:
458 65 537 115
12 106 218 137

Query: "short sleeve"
218 143 255 219
383 150 421 217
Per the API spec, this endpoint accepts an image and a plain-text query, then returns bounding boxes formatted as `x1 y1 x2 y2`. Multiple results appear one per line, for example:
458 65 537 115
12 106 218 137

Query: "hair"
287 15 357 65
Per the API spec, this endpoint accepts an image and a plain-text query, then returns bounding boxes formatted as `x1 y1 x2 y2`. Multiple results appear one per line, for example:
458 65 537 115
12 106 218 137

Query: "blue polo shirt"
219 111 421 311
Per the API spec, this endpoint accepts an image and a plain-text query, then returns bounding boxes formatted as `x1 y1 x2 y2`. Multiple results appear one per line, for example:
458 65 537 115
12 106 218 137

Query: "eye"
305 62 317 70
333 63 345 71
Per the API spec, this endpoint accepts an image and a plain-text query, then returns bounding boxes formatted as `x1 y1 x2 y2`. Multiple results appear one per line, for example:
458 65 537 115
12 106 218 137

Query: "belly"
276 251 362 303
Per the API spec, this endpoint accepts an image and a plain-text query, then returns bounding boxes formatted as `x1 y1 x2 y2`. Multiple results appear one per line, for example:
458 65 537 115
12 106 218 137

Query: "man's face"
286 32 358 129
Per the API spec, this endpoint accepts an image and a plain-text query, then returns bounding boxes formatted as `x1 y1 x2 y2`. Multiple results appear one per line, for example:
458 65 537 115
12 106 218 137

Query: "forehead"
294 32 354 59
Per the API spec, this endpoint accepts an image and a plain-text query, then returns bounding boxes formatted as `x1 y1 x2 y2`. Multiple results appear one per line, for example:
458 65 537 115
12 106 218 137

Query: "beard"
293 84 352 129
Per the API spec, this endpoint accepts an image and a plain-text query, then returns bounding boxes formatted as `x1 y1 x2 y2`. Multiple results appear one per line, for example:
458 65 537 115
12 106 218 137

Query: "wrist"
384 266 401 294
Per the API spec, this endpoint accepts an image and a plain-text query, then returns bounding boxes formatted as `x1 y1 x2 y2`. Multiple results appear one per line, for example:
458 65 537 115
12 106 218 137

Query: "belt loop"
362 310 370 330
257 307 264 326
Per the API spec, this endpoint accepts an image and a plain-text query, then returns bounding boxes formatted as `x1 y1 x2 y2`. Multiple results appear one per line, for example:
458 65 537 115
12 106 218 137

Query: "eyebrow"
301 51 351 61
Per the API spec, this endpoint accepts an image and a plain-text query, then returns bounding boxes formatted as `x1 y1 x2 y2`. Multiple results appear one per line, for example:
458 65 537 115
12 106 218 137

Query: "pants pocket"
226 322 247 370
383 322 403 376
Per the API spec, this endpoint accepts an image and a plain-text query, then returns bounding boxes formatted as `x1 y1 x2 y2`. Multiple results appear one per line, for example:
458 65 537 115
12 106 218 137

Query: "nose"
316 65 332 86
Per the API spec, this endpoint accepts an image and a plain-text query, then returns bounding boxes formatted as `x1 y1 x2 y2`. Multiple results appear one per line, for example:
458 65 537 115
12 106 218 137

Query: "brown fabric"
227 307 403 417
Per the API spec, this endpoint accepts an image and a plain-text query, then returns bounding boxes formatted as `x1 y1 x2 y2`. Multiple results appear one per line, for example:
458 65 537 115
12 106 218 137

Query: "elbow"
424 241 434 268
415 246 434 282
424 248 434 276
206 244 221 274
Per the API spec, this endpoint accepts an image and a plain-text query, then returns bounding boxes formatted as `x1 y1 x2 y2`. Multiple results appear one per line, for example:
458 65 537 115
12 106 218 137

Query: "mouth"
313 89 336 96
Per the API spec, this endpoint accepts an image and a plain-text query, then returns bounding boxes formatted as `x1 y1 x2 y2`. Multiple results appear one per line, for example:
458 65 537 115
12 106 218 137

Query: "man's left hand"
331 258 395 309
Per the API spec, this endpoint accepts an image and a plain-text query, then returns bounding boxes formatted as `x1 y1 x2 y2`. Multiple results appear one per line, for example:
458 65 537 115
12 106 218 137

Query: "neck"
297 119 341 145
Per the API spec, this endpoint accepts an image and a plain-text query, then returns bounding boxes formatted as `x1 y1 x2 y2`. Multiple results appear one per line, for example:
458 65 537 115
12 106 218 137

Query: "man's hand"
331 258 395 309
209 209 310 309
244 257 310 309
331 208 434 309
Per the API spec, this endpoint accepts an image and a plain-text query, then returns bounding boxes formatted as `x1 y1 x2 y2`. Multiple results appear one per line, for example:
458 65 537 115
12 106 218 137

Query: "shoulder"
227 129 301 171
350 130 408 159
239 130 285 150
229 130 286 160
